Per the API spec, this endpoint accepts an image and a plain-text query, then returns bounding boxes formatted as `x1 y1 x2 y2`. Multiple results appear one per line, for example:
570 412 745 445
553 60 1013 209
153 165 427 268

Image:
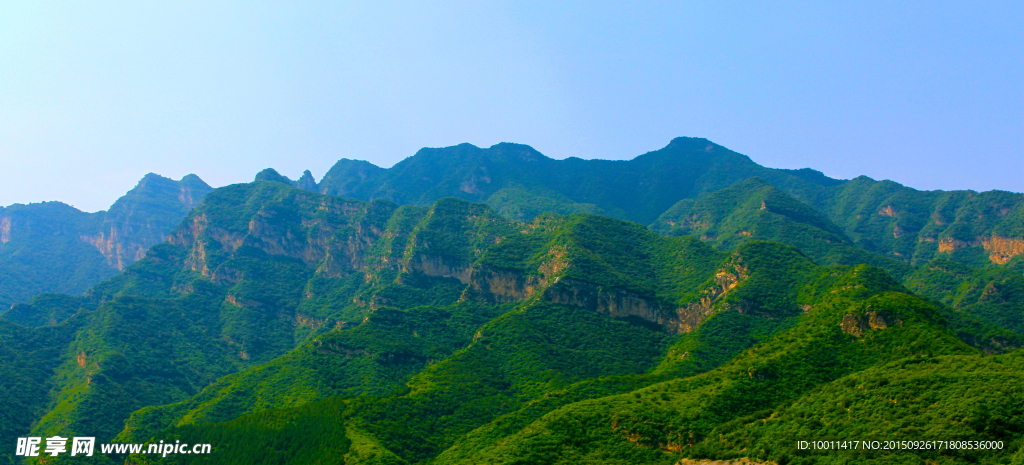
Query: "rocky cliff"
0 174 212 308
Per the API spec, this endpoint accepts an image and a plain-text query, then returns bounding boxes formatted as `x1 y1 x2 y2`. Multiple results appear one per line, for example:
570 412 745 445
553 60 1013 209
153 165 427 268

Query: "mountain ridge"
0 173 212 308
1 138 1023 465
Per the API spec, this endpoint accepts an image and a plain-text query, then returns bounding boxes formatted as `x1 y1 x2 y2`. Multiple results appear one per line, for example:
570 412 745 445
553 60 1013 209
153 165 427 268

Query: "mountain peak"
297 170 317 192
667 136 717 151
487 142 548 162
254 168 293 185
179 173 209 187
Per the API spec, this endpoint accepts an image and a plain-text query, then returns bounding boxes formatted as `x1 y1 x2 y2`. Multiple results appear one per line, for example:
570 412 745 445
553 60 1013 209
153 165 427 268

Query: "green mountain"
650 177 911 277
2 138 1022 465
308 138 1024 268
0 316 81 465
648 177 1024 354
124 244 1012 465
0 173 212 310
315 138 838 225
904 258 1024 350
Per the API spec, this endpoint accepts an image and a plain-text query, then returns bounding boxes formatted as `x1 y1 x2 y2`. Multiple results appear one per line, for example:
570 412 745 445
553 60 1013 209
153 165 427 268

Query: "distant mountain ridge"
314 137 840 224
0 173 212 308
264 137 1023 267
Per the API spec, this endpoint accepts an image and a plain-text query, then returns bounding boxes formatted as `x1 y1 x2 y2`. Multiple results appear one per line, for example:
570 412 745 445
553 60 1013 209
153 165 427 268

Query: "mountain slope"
310 137 1024 267
115 201 735 446
315 138 838 225
808 176 1024 267
432 270 980 464
123 246 1003 465
1 156 1021 465
650 177 912 277
0 173 212 309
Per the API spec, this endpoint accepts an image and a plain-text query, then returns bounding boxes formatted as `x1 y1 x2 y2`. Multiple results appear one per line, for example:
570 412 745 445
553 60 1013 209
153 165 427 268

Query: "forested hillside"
2 138 1022 465
308 138 1024 267
0 174 211 308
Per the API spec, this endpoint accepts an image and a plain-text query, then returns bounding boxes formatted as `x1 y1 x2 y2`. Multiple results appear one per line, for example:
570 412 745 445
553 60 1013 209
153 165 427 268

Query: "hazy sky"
2 1 1021 212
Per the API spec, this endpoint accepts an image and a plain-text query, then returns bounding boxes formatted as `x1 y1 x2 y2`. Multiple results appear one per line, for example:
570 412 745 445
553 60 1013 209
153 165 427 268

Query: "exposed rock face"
0 174 212 306
79 229 145 271
543 278 673 325
406 254 472 283
297 170 318 192
459 173 491 195
675 262 749 331
463 267 549 303
878 205 897 217
316 222 381 278
938 237 976 253
841 310 902 337
936 234 1024 264
676 299 717 333
83 173 214 270
169 195 380 284
533 259 749 333
0 215 9 244
982 235 1024 265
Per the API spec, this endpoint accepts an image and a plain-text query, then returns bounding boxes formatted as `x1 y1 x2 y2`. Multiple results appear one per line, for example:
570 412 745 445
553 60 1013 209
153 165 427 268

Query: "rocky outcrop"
512 253 754 333
79 227 153 271
676 299 717 333
543 278 673 326
938 237 977 253
841 310 902 337
80 173 213 270
0 215 9 244
540 257 749 333
459 173 491 195
406 254 472 283
297 170 317 192
675 261 749 332
463 266 549 303
936 234 1024 264
169 196 383 282
982 235 1024 265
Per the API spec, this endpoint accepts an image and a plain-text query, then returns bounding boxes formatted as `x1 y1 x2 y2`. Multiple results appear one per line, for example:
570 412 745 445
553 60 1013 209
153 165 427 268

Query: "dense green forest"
309 137 1024 267
2 138 1023 464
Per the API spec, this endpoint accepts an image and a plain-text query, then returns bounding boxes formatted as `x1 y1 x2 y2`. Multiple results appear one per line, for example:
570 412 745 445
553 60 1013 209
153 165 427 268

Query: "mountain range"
0 174 212 309
302 137 1024 268
1 138 1022 465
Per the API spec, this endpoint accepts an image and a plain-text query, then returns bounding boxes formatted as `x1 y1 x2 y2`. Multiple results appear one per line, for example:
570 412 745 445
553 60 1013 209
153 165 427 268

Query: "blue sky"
1 1 1021 212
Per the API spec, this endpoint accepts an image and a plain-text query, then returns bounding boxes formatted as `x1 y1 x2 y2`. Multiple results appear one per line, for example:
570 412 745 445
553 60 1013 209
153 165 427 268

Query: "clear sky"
2 1 1021 212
